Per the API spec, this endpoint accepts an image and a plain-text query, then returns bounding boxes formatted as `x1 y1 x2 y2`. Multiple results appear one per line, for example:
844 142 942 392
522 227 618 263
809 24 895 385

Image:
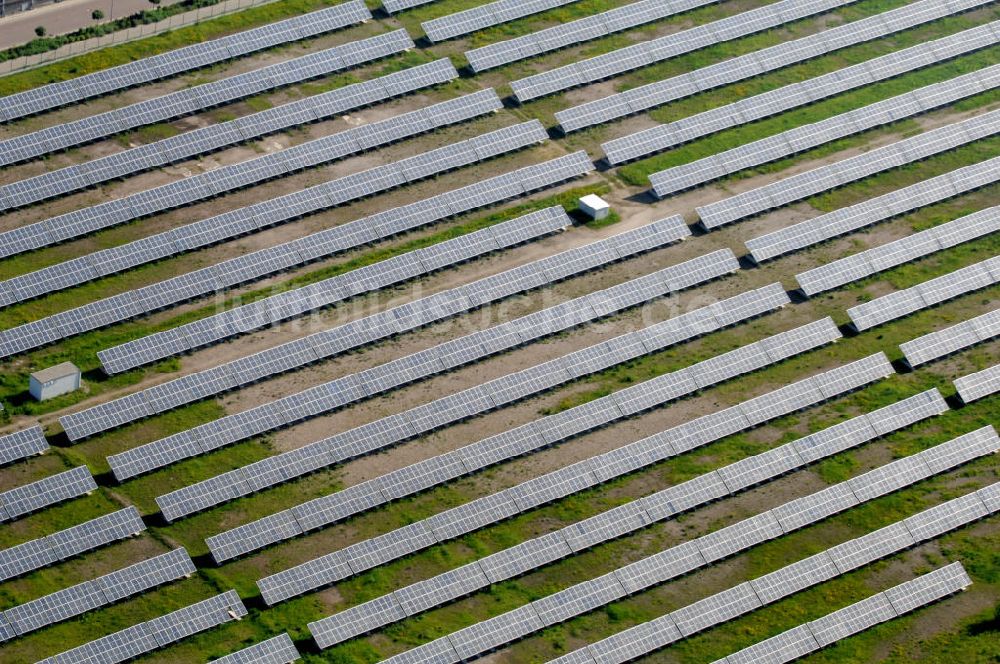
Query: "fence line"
0 0 281 77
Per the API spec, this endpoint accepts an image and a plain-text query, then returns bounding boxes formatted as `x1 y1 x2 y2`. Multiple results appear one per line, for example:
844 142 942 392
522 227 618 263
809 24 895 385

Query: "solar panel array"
0 507 145 582
97 204 565 389
554 0 992 132
304 356 920 643
796 207 1000 296
0 121 548 359
240 313 835 579
552 482 998 664
0 83 497 304
62 204 660 445
382 429 998 663
111 238 725 486
954 363 1000 404
35 590 247 664
0 548 194 640
0 466 95 522
212 633 300 664
55 160 593 444
0 1 371 124
507 0 859 102
0 27 410 172
601 21 1000 164
650 65 1000 197
0 59 460 218
745 154 1000 263
712 562 973 664
162 273 767 523
0 425 48 466
698 109 1000 228
848 257 1000 331
464 0 716 72
0 62 461 262
423 0 579 42
901 308 1000 367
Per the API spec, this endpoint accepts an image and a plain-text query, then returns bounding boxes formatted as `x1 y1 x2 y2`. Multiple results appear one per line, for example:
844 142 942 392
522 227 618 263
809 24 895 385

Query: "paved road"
0 0 183 51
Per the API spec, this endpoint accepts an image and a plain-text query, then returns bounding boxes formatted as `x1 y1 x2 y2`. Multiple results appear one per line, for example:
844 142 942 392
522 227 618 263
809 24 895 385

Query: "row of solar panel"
383 430 999 663
0 466 95 522
424 0 578 42
92 150 592 378
650 63 1000 197
59 153 595 442
0 58 455 261
0 121 549 361
304 356 921 644
36 590 247 664
745 154 1000 263
464 0 713 71
712 562 972 664
108 225 713 486
160 267 760 524
955 362 1000 404
99 205 565 411
796 207 1000 296
0 57 457 224
848 256 1000 331
0 82 497 308
0 548 194 641
556 0 990 132
0 1 370 123
214 634 300 664
604 20 1000 164
0 27 410 171
549 488 995 664
0 424 47 466
237 314 837 582
0 507 144 582
512 0 866 102
902 308 1000 367
698 108 1000 228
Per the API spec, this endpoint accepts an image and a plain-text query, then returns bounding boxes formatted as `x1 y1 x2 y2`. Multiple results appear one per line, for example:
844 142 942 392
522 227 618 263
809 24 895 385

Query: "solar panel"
0 508 144 582
954 362 1000 403
4 548 194 636
902 307 1000 367
0 466 95 521
211 634 300 664
0 425 48 465
848 257 999 331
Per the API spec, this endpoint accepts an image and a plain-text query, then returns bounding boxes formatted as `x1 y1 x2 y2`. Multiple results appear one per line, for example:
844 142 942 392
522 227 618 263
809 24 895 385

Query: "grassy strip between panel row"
0 183 610 419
